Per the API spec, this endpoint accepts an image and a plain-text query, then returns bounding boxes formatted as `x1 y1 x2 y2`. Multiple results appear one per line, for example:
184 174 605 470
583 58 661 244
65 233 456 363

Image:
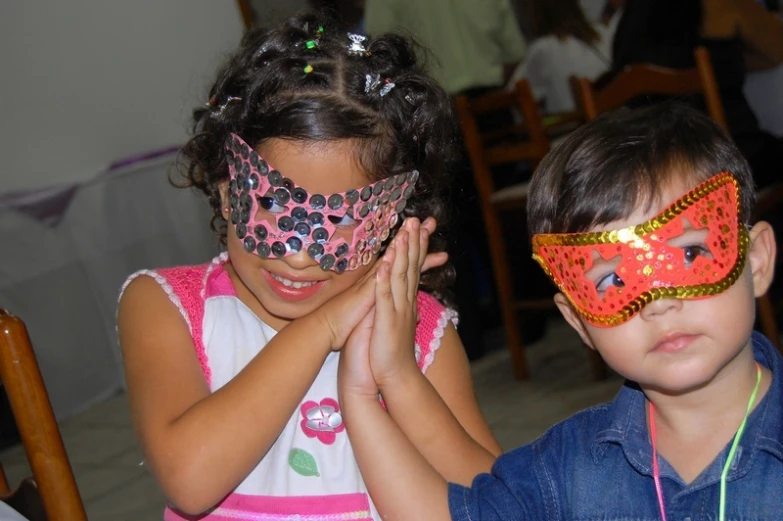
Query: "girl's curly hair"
175 12 460 302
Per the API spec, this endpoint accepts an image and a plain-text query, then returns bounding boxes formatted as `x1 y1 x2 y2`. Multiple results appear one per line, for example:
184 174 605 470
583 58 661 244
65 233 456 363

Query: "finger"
354 267 378 313
420 216 438 236
358 246 388 286
417 227 430 271
421 251 449 272
376 260 395 319
391 230 409 309
405 220 422 302
418 217 438 268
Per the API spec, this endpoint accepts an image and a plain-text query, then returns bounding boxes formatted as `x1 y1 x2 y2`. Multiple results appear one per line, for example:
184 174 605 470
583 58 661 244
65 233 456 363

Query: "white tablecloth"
0 152 217 419
0 502 28 521
745 64 783 137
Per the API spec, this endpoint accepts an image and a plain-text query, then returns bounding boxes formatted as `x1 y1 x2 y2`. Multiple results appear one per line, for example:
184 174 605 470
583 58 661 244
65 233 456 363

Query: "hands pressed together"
317 217 448 400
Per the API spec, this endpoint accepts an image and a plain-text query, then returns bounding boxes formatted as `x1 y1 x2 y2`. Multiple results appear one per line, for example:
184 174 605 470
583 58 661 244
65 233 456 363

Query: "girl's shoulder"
119 253 232 307
414 291 458 373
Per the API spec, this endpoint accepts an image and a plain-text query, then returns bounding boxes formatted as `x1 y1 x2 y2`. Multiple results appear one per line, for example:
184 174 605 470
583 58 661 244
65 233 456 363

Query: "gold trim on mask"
531 172 749 327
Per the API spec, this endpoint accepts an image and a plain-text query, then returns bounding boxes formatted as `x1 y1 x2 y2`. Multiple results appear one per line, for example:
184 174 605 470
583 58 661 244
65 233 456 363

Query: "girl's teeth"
271 273 317 289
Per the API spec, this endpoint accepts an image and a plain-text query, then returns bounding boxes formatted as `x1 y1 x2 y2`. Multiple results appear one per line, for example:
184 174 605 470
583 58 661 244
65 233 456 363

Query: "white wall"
251 0 314 25
1 1 245 192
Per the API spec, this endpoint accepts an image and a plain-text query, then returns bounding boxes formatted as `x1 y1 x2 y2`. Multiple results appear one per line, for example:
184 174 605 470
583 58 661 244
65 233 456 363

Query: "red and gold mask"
532 172 749 327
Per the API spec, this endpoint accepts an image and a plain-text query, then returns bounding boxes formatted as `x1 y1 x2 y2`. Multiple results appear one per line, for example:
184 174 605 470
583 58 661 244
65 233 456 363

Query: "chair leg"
757 293 781 351
0 463 9 494
482 206 528 379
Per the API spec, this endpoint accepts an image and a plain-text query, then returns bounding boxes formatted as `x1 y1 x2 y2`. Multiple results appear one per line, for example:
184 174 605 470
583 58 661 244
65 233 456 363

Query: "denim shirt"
449 332 783 520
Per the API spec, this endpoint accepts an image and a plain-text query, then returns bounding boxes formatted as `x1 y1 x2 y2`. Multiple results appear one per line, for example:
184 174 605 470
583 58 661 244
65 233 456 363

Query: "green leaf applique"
289 448 320 477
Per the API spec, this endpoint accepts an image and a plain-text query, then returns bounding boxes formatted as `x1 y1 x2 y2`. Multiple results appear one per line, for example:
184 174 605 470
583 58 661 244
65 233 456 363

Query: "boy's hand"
370 218 432 388
339 308 379 399
317 217 447 352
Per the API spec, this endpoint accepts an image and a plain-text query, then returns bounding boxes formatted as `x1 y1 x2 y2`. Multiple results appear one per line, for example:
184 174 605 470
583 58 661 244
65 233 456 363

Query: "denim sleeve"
447 444 544 521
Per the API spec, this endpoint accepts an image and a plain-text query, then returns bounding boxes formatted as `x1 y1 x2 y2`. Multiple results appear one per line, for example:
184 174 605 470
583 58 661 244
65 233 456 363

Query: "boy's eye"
595 272 625 295
682 244 712 267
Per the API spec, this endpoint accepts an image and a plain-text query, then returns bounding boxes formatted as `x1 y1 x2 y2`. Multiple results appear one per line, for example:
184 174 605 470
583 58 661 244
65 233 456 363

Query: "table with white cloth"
745 63 783 137
0 151 217 420
0 501 28 521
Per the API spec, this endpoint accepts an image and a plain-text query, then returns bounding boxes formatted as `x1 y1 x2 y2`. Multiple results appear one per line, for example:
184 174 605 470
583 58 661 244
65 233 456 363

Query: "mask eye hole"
586 252 624 300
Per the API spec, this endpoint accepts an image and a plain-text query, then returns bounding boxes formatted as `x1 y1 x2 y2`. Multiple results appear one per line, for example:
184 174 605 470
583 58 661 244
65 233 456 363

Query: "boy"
339 102 783 519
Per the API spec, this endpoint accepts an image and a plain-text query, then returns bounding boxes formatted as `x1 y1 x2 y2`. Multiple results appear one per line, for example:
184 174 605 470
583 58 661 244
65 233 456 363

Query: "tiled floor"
0 318 624 520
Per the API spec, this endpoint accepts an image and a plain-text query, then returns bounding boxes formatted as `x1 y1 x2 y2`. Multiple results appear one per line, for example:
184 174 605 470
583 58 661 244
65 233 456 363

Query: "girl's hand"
317 265 378 351
317 217 446 352
339 308 379 400
370 218 432 388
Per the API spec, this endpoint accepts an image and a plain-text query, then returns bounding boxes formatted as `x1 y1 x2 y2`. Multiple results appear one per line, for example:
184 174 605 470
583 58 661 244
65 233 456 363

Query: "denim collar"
591 331 783 488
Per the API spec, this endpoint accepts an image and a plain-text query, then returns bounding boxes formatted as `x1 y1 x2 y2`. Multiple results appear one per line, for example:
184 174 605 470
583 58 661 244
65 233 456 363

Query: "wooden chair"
571 46 782 349
0 309 87 521
235 0 256 30
455 79 608 380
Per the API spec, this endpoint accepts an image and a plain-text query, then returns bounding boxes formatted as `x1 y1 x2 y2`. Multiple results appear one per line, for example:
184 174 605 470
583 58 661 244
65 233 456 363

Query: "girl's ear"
554 293 597 350
747 220 777 298
219 181 230 220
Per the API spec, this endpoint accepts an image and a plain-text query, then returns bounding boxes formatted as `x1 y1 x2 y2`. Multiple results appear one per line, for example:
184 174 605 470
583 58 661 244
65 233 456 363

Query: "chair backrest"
571 47 728 131
454 79 550 205
235 0 256 30
0 309 87 521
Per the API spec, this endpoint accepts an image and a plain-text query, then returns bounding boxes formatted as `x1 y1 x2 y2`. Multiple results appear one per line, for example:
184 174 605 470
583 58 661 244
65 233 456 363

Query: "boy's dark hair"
176 12 459 298
528 102 756 238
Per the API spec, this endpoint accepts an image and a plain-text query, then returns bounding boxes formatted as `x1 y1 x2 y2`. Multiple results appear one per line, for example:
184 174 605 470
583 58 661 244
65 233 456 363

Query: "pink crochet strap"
415 291 458 373
149 262 215 386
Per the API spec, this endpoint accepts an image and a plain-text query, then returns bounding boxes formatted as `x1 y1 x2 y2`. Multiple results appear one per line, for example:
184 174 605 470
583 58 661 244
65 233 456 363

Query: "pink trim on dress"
203 252 236 299
164 492 373 521
156 263 213 386
414 292 458 373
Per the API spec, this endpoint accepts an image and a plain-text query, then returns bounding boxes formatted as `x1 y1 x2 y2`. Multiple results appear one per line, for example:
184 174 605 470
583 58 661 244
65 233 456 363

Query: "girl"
117 12 500 521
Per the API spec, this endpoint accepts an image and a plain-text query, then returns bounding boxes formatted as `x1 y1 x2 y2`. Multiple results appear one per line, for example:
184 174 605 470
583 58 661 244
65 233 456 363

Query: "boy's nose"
639 296 683 320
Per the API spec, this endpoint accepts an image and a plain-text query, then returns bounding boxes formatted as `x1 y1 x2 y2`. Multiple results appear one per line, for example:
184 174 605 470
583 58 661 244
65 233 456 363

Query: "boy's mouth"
652 332 700 353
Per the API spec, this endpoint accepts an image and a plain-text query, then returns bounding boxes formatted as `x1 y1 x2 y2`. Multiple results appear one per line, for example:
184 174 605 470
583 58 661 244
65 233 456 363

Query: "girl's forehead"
255 138 371 195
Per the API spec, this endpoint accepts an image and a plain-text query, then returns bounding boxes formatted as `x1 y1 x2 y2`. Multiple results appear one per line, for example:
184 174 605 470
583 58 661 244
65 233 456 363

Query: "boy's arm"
343 391 538 521
343 392 452 521
380 324 501 485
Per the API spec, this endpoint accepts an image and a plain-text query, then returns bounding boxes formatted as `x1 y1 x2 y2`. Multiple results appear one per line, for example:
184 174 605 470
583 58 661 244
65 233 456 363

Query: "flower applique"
300 398 344 445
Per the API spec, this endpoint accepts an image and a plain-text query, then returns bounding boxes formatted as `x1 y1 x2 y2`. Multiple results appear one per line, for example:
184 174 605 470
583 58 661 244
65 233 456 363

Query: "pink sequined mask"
532 172 749 327
226 134 418 272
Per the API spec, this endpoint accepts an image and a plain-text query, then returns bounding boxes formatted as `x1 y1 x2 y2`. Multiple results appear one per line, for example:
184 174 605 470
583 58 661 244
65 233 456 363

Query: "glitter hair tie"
347 33 371 56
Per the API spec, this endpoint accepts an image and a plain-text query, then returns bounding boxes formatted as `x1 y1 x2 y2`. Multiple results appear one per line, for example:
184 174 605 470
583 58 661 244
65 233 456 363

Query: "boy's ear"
747 221 776 298
553 293 596 349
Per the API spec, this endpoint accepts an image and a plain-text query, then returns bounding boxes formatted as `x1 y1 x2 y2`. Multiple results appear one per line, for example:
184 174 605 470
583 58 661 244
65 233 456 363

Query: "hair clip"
304 64 314 74
210 96 241 114
404 94 414 104
347 33 370 56
379 78 395 97
365 73 381 93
